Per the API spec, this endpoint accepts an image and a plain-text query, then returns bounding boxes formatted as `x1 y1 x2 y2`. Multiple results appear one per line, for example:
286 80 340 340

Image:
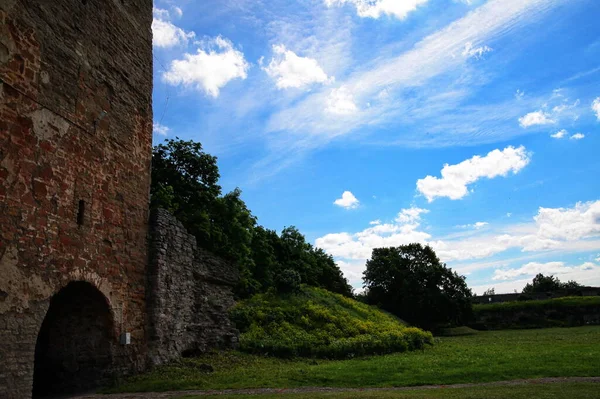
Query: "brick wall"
0 0 153 397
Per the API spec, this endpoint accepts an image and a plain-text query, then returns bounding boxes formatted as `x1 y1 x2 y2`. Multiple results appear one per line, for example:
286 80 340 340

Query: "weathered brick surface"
147 209 240 366
0 0 153 397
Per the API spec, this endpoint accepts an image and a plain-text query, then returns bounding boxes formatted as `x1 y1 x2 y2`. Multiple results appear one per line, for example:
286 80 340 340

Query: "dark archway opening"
33 281 115 398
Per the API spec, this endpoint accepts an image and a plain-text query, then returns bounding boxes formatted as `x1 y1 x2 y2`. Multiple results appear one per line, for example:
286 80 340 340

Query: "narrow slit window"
77 200 85 226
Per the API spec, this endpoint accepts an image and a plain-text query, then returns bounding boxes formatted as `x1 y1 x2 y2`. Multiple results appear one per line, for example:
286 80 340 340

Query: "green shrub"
275 269 302 294
230 286 433 359
472 296 600 330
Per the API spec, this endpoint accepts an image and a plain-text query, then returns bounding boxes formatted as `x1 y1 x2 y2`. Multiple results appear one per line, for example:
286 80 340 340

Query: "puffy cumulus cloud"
592 97 600 120
462 42 492 59
534 201 600 241
369 219 381 225
326 86 358 115
492 261 598 281
570 133 585 140
153 122 170 136
325 0 429 20
263 45 333 89
334 191 360 209
316 206 432 260
163 36 249 97
316 200 600 288
416 146 530 202
550 129 567 139
152 8 194 48
396 207 429 224
152 19 195 48
518 110 555 128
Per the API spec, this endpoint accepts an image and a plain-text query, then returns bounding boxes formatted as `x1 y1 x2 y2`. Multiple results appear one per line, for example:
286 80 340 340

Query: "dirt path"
70 376 600 398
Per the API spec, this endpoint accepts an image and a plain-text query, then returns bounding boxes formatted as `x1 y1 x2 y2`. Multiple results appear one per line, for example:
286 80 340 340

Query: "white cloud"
369 219 381 225
518 110 555 128
263 45 333 89
172 6 183 18
316 200 600 289
550 129 567 139
462 42 492 59
492 261 598 281
534 201 600 241
459 221 489 229
570 133 585 140
396 207 429 223
416 146 530 202
152 17 195 48
325 0 429 20
153 122 170 136
266 0 564 160
334 191 360 209
326 86 358 115
163 36 249 97
153 7 170 19
515 89 524 99
316 206 431 260
592 97 600 120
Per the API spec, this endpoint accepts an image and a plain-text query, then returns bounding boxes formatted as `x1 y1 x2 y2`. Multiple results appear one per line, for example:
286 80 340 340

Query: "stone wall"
147 209 240 366
0 0 153 397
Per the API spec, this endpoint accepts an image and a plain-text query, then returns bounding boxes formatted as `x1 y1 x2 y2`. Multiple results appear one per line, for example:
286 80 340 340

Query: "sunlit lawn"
107 326 600 393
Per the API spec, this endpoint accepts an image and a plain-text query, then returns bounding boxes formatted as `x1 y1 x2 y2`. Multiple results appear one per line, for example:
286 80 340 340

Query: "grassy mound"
230 286 433 359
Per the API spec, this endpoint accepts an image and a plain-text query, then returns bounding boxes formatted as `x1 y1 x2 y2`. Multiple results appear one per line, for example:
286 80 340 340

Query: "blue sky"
151 0 600 294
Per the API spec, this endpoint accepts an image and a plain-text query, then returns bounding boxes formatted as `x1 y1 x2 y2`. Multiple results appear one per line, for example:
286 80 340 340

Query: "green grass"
177 382 600 399
107 326 600 393
230 286 432 358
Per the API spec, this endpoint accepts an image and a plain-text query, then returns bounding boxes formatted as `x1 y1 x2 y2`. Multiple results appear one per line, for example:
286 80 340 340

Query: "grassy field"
178 382 600 399
108 326 600 393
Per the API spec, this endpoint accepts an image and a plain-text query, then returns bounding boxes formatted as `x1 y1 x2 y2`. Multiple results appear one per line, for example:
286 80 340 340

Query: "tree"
151 138 221 245
522 273 582 294
483 288 495 296
151 138 353 298
363 243 472 330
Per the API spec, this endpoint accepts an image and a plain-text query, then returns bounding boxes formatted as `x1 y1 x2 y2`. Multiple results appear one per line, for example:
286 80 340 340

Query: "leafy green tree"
150 138 353 298
363 243 472 330
522 274 562 294
151 138 221 245
483 288 495 296
522 274 582 294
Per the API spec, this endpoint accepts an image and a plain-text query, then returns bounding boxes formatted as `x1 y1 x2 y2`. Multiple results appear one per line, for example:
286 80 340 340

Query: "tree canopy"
522 273 582 294
363 243 473 330
151 138 352 298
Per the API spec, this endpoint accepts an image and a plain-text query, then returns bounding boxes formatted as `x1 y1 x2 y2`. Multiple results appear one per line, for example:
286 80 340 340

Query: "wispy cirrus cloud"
257 0 565 177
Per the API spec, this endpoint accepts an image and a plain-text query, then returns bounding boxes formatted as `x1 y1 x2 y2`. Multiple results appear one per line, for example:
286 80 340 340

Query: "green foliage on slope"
230 286 433 359
150 138 352 298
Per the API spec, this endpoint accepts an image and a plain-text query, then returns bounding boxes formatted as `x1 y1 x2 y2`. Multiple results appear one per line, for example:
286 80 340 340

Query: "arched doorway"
33 281 115 397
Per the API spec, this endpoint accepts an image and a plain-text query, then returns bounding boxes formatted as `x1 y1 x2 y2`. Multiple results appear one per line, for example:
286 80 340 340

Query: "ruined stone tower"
0 0 154 397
